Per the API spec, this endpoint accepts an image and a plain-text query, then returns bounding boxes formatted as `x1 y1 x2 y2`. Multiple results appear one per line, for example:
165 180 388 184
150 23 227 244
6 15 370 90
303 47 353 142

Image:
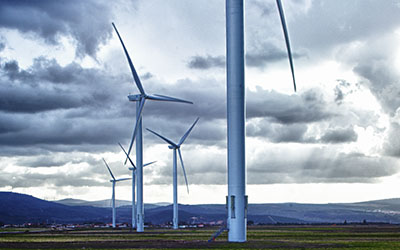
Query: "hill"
2 192 400 225
0 192 109 224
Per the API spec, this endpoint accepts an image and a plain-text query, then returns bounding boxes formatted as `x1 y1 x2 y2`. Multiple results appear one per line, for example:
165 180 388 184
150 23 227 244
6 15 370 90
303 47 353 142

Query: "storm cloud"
187 55 225 70
1 0 400 200
186 46 302 70
320 127 358 144
247 88 333 123
0 40 5 52
247 148 400 184
0 0 114 57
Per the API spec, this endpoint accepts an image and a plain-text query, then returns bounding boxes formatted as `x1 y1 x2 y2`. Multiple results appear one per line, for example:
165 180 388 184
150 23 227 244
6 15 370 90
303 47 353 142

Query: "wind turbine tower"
147 117 199 229
119 143 155 229
225 0 296 242
102 158 131 228
112 23 193 232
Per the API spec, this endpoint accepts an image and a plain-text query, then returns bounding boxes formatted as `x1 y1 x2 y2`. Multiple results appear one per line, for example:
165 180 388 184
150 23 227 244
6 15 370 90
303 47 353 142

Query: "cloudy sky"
1 0 400 204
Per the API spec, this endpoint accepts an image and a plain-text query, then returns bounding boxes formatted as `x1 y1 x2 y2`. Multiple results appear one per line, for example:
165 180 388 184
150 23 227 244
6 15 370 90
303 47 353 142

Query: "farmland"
1 225 400 249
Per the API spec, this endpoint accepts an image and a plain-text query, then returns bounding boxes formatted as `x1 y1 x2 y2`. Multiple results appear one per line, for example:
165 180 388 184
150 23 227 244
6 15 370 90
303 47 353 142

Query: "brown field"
1 224 400 249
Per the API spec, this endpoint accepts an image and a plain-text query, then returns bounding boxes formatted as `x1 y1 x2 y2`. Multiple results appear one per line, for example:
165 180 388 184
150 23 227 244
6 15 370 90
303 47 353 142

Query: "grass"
0 225 400 249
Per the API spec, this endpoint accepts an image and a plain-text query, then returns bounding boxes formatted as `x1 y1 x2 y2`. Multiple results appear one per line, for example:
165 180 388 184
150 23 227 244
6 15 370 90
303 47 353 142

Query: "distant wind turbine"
118 142 156 229
102 158 130 228
146 117 199 229
112 22 193 232
225 0 297 242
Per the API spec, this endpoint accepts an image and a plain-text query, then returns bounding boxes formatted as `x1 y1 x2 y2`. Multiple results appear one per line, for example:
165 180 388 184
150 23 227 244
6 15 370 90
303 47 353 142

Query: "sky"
1 0 400 205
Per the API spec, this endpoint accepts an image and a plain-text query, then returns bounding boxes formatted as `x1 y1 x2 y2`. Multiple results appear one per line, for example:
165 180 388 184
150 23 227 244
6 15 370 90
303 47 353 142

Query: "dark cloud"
247 88 333 123
384 121 400 158
187 55 225 70
332 79 359 105
334 86 344 104
0 112 131 147
132 77 226 146
120 79 337 147
141 72 154 81
186 47 303 70
0 84 82 113
148 146 399 185
143 116 225 148
18 154 98 168
0 155 133 189
136 79 333 147
247 122 358 145
31 58 82 84
0 171 106 188
0 35 5 52
0 112 27 134
246 49 286 68
147 145 226 186
246 45 303 69
353 58 400 115
247 121 309 143
0 58 114 113
320 127 358 144
0 55 135 152
247 149 399 184
0 0 114 57
1 60 30 81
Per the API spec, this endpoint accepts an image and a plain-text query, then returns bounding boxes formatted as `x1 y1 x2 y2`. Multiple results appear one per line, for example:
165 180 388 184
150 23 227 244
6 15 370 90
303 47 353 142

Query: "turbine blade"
147 94 193 104
143 161 157 167
112 22 146 95
116 177 131 182
103 158 116 180
118 142 136 170
276 0 297 92
178 117 199 146
125 98 146 164
177 148 189 194
146 128 178 147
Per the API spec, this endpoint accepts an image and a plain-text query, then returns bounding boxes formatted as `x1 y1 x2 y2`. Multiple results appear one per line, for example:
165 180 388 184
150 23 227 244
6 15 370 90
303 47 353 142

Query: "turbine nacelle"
168 145 178 149
128 94 142 102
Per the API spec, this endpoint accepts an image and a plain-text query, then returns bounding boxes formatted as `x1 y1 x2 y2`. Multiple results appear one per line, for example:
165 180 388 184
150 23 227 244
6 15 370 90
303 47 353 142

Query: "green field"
1 225 400 249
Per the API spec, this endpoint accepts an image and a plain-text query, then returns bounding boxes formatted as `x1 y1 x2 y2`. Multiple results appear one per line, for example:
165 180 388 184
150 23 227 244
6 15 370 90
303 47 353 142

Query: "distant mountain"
0 192 110 224
2 192 400 225
55 198 131 208
55 198 169 209
247 200 400 224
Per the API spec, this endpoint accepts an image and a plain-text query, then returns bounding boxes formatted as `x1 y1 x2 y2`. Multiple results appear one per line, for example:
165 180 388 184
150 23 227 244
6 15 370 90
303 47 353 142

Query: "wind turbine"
225 0 297 242
118 142 156 229
146 117 199 229
112 23 193 232
102 158 131 228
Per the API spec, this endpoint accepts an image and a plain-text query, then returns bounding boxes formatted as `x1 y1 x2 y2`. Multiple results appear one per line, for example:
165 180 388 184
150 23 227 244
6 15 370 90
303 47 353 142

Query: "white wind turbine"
225 0 297 242
102 158 131 228
112 23 193 232
118 142 156 229
146 117 199 229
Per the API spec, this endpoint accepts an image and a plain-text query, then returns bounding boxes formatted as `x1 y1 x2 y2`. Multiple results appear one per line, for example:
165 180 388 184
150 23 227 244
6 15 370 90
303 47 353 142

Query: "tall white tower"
226 0 247 242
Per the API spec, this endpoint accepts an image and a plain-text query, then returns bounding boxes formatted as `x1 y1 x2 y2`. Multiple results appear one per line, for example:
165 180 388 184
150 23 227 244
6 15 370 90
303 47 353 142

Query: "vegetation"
1 225 400 249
